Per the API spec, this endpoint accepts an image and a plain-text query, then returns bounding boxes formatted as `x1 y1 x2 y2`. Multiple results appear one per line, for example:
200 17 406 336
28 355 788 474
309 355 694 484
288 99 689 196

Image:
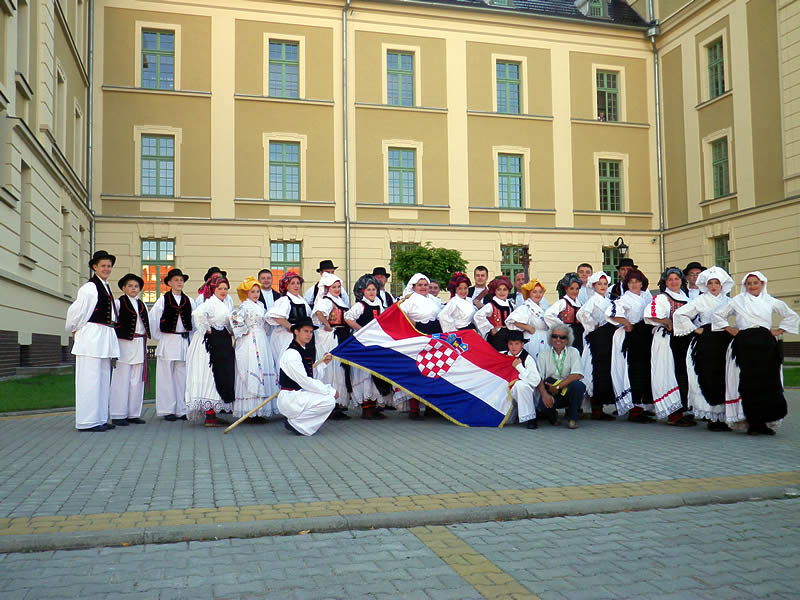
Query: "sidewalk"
0 392 797 553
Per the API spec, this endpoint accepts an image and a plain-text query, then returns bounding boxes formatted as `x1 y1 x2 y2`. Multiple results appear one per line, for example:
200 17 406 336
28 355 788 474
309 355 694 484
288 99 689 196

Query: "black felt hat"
163 268 189 284
316 259 339 272
372 266 390 279
117 273 144 290
203 266 227 281
507 330 525 343
617 258 638 269
89 250 116 270
291 316 318 332
683 261 706 274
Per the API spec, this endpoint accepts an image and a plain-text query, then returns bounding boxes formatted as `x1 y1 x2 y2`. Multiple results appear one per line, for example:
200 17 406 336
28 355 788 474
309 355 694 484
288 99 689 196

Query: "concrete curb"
2 485 796 554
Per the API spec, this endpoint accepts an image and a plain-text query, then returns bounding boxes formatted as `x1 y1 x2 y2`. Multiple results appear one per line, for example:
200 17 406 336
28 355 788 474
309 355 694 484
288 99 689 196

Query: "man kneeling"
535 322 586 430
278 317 337 435
505 330 553 430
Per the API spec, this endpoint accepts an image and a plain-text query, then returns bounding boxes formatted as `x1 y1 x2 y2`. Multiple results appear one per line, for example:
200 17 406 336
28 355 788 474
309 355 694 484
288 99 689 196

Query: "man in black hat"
110 273 150 426
371 266 395 309
609 258 638 300
149 267 194 421
276 317 337 436
304 259 350 307
196 266 234 310
65 250 120 432
683 261 706 300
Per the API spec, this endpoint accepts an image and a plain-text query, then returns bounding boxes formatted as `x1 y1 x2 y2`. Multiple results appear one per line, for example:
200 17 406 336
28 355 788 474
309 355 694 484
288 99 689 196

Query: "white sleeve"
65 283 97 333
644 294 668 325
505 305 528 330
266 297 290 325
543 300 565 330
313 298 333 320
515 356 542 387
673 301 700 336
230 307 250 339
149 296 164 340
280 348 335 395
438 301 456 333
344 303 365 322
774 299 800 335
473 303 494 337
711 302 735 332
567 348 584 377
576 300 598 332
193 305 211 333
606 298 626 323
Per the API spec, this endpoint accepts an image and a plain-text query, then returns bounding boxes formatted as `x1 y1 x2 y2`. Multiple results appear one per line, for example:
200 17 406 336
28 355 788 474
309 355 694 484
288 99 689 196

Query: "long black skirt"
416 320 442 335
204 328 235 404
691 324 732 406
732 327 787 424
334 326 353 393
486 327 511 352
569 322 585 355
669 330 692 410
623 321 653 404
586 322 616 405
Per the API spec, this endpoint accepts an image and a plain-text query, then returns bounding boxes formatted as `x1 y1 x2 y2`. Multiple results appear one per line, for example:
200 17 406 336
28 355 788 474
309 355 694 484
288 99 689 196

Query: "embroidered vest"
356 301 381 327
160 293 193 333
664 294 687 318
87 276 114 326
279 340 315 390
115 295 151 340
489 298 510 328
558 300 578 324
327 298 346 326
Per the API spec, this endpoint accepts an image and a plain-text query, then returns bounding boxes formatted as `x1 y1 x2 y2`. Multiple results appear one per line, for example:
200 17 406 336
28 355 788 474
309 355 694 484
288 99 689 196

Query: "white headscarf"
732 271 773 326
587 271 612 287
696 266 733 296
315 272 342 308
403 273 429 297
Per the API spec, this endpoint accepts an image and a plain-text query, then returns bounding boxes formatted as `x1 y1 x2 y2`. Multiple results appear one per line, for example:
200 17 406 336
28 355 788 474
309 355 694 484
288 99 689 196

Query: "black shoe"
409 412 424 421
80 425 107 432
329 407 351 420
127 418 146 424
179 415 187 420
546 411 559 426
163 414 178 422
707 421 731 432
111 419 130 426
383 406 397 411
105 423 116 429
591 412 616 421
748 424 776 436
284 418 303 435
526 420 538 430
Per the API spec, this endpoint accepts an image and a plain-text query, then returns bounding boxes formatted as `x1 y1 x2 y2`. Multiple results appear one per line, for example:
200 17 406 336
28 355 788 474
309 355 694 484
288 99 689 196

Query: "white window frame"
134 21 182 90
592 63 626 122
55 64 68 149
701 127 733 201
491 53 528 114
382 139 424 205
381 43 422 107
73 100 84 179
263 33 306 99
134 125 183 197
699 29 730 103
262 132 308 202
593 151 629 212
492 145 531 209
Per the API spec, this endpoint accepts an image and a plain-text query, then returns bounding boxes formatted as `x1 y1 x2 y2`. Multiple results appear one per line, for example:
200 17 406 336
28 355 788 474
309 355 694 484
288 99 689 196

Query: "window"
714 235 730 272
596 70 619 122
492 0 511 5
500 245 526 280
73 104 83 179
390 242 419 297
707 39 725 100
589 0 605 17
387 51 414 107
598 159 622 212
388 148 416 205
269 141 300 201
16 0 30 78
711 137 729 198
496 61 520 114
498 154 522 209
55 68 67 148
141 30 175 90
268 41 299 98
141 239 174 304
602 246 620 283
19 160 32 261
270 242 301 286
141 135 175 196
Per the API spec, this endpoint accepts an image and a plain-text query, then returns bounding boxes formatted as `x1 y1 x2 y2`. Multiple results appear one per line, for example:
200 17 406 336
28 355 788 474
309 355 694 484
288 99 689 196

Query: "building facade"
0 0 92 376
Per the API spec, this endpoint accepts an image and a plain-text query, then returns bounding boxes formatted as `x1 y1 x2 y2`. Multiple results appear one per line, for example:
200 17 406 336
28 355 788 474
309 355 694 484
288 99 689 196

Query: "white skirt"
184 331 227 420
524 330 548 362
315 328 350 407
650 328 683 420
610 327 633 416
234 328 279 418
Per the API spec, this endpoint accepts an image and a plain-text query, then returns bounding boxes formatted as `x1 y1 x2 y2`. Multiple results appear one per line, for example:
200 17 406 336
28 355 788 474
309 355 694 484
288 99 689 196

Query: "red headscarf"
447 272 472 297
279 271 304 295
199 273 230 300
487 275 512 296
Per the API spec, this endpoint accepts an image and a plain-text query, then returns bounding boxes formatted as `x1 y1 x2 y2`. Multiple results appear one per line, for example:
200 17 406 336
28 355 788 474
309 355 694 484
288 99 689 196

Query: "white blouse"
438 296 477 332
266 293 311 326
399 293 441 324
193 295 232 333
576 294 612 333
65 279 120 359
312 295 349 324
231 299 267 339
644 289 690 326
114 295 147 364
344 297 382 323
195 293 234 311
506 299 548 337
543 297 582 330
474 298 512 336
606 290 654 325
673 292 730 336
712 293 799 334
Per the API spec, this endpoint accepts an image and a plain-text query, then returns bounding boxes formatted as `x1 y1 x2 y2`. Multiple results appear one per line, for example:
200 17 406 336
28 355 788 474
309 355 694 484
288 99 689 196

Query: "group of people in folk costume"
67 251 798 437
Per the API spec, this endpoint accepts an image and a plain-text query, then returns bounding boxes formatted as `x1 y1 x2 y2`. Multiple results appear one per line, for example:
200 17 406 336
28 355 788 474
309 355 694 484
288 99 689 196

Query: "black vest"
115 295 151 340
380 289 394 309
87 276 115 326
356 300 381 327
489 298 511 327
287 300 307 324
257 288 281 310
160 292 193 333
279 340 315 390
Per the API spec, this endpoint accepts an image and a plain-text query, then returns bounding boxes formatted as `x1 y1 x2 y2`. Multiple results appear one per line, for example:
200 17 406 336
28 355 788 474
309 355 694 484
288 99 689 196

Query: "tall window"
496 61 520 114
596 70 619 122
598 159 622 212
269 141 300 201
141 135 175 196
500 245 526 280
602 246 620 283
707 39 725 100
714 235 730 272
73 106 83 179
387 51 414 107
268 41 299 98
142 30 175 90
390 242 419 297
711 137 729 198
270 242 302 286
388 148 416 205
141 239 174 304
55 68 67 148
498 154 522 208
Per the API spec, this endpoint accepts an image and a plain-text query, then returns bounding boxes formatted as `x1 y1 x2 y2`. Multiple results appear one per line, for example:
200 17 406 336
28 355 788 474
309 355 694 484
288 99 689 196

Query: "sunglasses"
551 334 568 340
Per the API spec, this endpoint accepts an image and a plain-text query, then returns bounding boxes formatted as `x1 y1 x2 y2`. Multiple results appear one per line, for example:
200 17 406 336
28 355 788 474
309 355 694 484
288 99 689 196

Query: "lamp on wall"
613 236 629 257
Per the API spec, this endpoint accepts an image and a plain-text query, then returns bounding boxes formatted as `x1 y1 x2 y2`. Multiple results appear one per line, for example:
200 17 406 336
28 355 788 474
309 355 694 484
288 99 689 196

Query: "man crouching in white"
278 317 337 435
504 330 553 430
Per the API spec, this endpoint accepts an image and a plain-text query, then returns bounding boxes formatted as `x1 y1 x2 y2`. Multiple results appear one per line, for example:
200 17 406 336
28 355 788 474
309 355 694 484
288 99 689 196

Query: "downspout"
648 0 665 271
342 0 352 294
87 0 96 259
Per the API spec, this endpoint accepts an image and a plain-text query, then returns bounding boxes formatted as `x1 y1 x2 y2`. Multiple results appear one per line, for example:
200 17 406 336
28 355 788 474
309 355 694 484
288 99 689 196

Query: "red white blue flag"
331 304 517 427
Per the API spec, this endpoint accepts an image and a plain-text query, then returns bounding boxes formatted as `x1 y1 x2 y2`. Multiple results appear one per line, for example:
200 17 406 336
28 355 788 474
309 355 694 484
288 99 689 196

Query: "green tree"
391 242 467 293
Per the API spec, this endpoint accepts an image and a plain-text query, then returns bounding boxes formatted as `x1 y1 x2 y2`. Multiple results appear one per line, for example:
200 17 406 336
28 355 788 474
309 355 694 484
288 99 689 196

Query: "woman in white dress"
185 274 235 427
344 274 392 419
231 277 279 421
195 266 234 311
576 271 616 420
266 272 313 379
312 272 351 419
544 273 584 354
506 278 550 362
438 272 476 332
712 271 800 435
672 266 733 430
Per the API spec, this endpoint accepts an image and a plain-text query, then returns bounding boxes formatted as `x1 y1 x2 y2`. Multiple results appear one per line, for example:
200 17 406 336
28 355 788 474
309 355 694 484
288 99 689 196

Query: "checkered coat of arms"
415 333 469 378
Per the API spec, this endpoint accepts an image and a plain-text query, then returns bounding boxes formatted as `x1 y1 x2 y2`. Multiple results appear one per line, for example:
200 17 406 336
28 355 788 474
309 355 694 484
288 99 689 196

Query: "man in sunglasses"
535 323 586 429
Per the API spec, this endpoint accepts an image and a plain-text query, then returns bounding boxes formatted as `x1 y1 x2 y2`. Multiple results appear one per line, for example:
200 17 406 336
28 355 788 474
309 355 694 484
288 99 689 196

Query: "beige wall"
662 47 688 228
779 0 800 196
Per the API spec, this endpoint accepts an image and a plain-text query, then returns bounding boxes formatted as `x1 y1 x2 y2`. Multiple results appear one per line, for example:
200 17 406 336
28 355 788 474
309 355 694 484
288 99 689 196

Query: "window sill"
102 194 211 203
235 94 334 105
0 84 9 111
695 89 732 110
469 206 556 214
573 210 653 216
467 110 553 121
15 72 34 100
235 198 335 206
0 185 19 208
355 102 447 113
358 203 448 211
571 118 649 129
18 254 37 270
699 192 736 207
103 85 211 97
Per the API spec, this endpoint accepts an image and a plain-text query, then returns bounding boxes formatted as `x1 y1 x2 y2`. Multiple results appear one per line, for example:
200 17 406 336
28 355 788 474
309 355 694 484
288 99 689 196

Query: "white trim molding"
133 125 183 197
698 28 731 104
382 139 424 205
701 127 733 202
491 53 529 114
592 63 627 122
492 145 531 209
262 132 309 202
262 33 306 99
381 43 422 107
593 151 629 212
134 21 182 90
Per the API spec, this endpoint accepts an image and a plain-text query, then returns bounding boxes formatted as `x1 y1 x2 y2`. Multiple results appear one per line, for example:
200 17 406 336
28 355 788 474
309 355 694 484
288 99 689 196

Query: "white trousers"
156 359 187 416
110 362 144 419
511 381 537 423
75 356 111 429
277 389 336 436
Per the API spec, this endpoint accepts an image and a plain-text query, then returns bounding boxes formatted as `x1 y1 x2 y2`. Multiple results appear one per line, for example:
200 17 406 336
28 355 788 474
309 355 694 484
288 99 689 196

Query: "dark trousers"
537 380 585 421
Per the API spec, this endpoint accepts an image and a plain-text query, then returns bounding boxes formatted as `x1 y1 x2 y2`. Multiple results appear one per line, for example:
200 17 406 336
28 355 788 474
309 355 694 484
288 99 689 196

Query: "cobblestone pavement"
1 393 798 520
2 499 798 599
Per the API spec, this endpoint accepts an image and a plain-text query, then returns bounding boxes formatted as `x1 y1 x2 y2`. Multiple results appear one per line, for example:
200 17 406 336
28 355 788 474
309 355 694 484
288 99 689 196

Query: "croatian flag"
330 304 518 427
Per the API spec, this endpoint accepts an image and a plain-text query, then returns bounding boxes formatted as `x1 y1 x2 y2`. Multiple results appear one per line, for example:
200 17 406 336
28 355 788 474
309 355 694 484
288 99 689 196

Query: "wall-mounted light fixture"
614 236 629 257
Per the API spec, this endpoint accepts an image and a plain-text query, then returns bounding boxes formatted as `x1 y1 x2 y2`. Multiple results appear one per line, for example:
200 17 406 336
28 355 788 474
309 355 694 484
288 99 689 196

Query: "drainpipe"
87 0 96 259
647 0 665 272
342 0 352 294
